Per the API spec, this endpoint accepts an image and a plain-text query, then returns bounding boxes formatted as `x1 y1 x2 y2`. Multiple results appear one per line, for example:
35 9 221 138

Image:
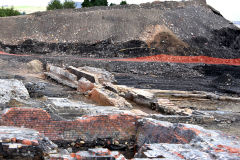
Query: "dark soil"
0 1 239 58
0 1 240 95
1 53 240 96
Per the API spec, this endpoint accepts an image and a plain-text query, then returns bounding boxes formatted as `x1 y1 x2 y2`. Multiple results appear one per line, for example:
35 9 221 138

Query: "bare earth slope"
0 1 239 58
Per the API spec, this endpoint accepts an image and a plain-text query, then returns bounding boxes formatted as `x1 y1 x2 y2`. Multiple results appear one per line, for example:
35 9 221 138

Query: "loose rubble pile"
0 62 239 159
44 65 193 115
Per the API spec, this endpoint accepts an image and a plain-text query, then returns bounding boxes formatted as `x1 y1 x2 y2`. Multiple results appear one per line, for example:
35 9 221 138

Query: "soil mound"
0 1 239 58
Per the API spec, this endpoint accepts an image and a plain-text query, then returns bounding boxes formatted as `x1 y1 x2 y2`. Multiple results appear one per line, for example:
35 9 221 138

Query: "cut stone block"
0 79 30 104
45 72 77 89
49 65 77 81
89 88 133 109
77 77 95 93
67 66 97 83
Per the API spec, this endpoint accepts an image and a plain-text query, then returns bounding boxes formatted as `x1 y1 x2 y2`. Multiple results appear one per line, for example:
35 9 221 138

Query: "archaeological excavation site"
0 0 240 159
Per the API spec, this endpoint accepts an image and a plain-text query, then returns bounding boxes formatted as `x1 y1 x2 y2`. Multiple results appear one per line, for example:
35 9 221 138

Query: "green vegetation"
109 3 116 6
120 1 127 5
63 0 76 9
82 0 108 7
47 0 63 10
47 0 76 10
0 7 21 17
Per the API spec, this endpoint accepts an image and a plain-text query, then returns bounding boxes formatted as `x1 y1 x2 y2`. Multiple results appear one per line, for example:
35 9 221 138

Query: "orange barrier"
1 51 240 66
116 54 240 66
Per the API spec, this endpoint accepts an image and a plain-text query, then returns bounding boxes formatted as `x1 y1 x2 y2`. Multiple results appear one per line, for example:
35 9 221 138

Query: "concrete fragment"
77 77 95 93
67 66 97 83
0 79 30 104
27 59 43 73
89 88 133 109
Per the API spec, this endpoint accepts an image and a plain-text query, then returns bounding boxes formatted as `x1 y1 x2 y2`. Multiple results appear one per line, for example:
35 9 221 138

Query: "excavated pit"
0 1 240 159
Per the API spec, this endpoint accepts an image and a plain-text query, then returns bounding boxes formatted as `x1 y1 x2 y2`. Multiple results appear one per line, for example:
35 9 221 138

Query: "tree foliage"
82 0 108 7
63 0 76 9
0 7 21 17
109 3 116 6
120 1 127 5
47 0 76 10
47 0 63 10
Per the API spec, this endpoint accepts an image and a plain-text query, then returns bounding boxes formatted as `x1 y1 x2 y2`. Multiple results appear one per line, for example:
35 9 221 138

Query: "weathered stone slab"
78 66 116 84
67 66 97 83
136 118 240 159
47 97 133 118
154 98 192 115
45 72 77 89
89 88 133 109
150 113 214 124
49 65 77 81
0 79 30 104
105 84 192 115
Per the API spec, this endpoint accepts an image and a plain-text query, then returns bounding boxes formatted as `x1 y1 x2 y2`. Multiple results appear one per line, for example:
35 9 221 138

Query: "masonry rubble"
0 65 239 159
0 108 239 159
0 79 30 104
45 65 192 115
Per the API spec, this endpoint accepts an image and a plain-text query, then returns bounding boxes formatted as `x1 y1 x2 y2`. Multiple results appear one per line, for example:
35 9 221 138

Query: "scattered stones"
50 148 126 160
26 59 43 73
105 84 192 115
45 65 193 114
0 79 30 104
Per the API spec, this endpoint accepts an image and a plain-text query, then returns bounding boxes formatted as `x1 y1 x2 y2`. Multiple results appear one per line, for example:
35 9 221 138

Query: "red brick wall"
0 108 137 141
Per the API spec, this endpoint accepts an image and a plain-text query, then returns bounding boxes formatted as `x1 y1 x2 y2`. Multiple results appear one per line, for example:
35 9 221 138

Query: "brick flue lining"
0 107 239 159
0 108 137 142
0 108 199 144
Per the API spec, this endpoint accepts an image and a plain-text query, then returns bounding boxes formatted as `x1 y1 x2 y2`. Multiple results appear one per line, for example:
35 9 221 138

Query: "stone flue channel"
0 107 239 159
0 63 239 159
